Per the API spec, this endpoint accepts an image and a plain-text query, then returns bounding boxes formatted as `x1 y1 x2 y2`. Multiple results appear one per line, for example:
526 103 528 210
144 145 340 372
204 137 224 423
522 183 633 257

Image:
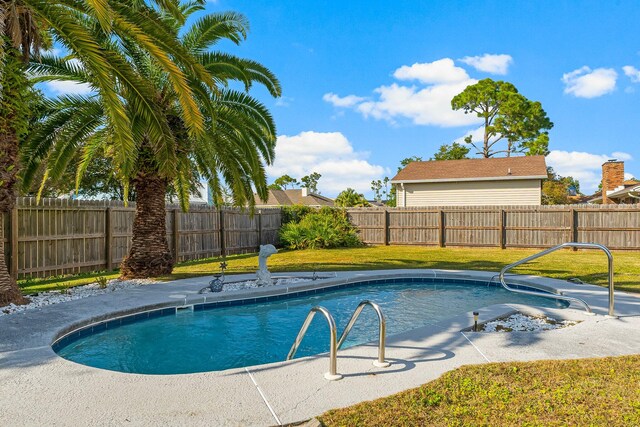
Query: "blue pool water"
54 279 566 374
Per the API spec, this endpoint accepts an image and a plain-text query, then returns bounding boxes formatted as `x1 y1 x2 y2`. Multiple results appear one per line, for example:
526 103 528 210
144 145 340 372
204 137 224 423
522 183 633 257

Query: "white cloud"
324 58 481 127
546 150 634 193
612 151 633 161
268 131 386 196
393 58 470 84
623 65 640 83
275 96 293 107
323 93 366 107
356 80 480 127
562 66 617 98
453 126 485 145
44 80 93 96
459 54 513 75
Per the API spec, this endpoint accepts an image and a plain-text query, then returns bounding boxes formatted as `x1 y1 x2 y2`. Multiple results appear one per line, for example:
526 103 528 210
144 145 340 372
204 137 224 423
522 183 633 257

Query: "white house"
391 156 548 207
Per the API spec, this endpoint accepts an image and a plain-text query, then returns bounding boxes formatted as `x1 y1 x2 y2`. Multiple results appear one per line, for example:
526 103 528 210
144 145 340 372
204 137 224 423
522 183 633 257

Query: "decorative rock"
0 278 157 317
478 313 580 332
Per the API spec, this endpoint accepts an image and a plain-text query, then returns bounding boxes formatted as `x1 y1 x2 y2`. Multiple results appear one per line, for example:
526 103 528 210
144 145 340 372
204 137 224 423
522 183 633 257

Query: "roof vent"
608 159 618 162
507 168 512 175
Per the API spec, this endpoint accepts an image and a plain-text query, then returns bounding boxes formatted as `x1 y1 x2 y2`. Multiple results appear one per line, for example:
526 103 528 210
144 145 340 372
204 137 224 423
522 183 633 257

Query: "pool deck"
2 269 640 426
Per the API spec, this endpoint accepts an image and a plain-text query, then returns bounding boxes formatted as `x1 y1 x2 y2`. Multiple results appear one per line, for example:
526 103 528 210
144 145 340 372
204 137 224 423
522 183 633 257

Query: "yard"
19 245 640 294
15 245 640 425
319 355 640 427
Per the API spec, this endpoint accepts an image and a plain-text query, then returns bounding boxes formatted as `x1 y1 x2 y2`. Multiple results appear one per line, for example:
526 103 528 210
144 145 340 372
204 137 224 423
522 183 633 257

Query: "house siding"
396 179 542 207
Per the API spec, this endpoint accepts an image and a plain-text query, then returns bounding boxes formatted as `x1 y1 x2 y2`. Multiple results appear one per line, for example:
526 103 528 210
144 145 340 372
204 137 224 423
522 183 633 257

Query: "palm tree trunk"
0 50 27 306
120 173 174 278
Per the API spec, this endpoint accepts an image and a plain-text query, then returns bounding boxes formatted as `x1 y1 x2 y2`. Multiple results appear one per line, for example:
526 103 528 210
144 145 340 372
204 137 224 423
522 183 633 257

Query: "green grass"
319 355 640 427
19 245 640 294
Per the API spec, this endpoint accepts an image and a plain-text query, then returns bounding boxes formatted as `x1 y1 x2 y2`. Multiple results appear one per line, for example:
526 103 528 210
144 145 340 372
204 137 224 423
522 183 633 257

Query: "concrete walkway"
1 270 639 426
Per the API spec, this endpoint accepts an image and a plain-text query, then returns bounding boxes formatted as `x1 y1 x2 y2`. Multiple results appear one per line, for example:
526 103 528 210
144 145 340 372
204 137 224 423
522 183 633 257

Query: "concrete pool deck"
1 269 640 426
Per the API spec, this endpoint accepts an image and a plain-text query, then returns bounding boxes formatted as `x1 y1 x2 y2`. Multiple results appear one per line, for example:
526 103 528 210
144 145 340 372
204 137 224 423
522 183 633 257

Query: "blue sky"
43 0 640 197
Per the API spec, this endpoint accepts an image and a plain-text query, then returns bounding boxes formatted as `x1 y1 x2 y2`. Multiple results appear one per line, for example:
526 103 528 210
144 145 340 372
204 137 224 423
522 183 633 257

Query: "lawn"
16 246 640 426
19 245 640 294
319 355 640 427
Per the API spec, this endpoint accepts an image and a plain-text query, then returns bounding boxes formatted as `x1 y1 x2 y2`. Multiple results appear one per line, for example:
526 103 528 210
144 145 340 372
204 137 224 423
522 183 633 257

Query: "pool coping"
49 272 566 352
2 269 640 426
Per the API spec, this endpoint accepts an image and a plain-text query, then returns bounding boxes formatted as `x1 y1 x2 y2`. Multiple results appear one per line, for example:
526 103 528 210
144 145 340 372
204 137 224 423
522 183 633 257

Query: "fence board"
0 198 281 279
347 204 640 250
1 200 638 280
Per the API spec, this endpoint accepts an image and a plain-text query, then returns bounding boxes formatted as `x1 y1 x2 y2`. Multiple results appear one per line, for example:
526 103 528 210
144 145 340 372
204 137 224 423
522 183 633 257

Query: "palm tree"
23 1 281 278
0 0 213 305
335 188 370 207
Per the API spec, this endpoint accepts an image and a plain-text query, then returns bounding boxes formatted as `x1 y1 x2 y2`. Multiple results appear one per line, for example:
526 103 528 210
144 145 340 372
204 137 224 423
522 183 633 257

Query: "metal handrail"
499 242 615 316
337 300 390 368
286 306 342 380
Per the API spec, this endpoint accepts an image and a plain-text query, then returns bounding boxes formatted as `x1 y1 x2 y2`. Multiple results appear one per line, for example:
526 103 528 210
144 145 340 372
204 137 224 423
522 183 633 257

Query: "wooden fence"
2 200 639 280
1 198 281 280
347 204 640 250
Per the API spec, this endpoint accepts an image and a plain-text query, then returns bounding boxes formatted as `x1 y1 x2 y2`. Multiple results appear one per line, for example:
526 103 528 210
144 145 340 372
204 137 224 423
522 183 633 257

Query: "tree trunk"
0 238 25 306
120 173 174 278
0 50 28 306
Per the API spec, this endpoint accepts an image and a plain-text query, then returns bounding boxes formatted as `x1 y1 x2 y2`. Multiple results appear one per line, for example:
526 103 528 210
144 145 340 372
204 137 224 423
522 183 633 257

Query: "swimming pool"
54 278 566 375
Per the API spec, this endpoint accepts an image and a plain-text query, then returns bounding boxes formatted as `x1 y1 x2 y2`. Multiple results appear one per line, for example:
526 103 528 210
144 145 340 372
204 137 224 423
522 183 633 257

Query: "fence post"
105 207 113 271
570 208 578 250
383 209 389 245
172 209 180 263
438 210 445 247
257 210 262 248
499 209 506 249
9 207 18 281
219 209 226 257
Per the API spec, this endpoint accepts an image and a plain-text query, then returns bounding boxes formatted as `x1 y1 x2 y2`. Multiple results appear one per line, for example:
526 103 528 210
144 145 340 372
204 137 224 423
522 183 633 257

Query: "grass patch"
319 355 640 427
19 245 640 294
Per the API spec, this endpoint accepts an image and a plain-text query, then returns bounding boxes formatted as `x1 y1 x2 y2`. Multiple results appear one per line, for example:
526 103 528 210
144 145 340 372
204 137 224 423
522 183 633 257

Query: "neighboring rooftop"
254 188 334 207
391 156 548 183
588 179 640 204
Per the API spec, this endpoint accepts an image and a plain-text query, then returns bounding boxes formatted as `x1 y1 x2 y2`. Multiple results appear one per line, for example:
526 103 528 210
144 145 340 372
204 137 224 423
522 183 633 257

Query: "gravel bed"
478 313 580 332
3 275 320 317
200 277 314 292
1 278 158 317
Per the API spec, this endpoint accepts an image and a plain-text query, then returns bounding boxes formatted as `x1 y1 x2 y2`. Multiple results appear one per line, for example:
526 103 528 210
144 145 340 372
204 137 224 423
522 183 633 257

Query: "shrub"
96 276 109 289
279 207 362 249
281 205 314 224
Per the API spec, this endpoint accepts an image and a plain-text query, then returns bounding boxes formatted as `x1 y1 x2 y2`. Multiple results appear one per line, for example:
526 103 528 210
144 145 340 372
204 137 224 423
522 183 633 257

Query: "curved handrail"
286 306 342 380
499 242 615 316
337 300 390 368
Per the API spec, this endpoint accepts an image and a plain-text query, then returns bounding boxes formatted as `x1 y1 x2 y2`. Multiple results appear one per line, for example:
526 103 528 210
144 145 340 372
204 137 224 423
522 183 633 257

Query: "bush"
279 207 362 249
281 205 314 225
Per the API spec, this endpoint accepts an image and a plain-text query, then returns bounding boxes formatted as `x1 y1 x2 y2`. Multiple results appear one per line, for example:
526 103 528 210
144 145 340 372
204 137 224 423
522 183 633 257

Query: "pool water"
55 280 565 374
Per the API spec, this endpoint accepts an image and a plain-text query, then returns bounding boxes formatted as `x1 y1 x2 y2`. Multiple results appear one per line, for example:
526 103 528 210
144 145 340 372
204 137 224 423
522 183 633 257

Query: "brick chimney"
602 160 625 204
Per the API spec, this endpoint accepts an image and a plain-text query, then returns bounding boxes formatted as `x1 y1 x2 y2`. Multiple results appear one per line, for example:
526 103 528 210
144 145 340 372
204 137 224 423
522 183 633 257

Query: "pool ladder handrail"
287 301 390 381
499 242 615 316
286 306 343 381
337 300 390 368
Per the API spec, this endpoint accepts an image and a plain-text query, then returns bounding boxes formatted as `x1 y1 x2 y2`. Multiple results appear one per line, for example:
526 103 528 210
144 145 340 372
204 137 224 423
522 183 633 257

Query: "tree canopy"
431 142 470 161
451 78 553 158
542 167 582 205
300 172 321 193
398 156 423 172
335 188 370 207
269 174 299 190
